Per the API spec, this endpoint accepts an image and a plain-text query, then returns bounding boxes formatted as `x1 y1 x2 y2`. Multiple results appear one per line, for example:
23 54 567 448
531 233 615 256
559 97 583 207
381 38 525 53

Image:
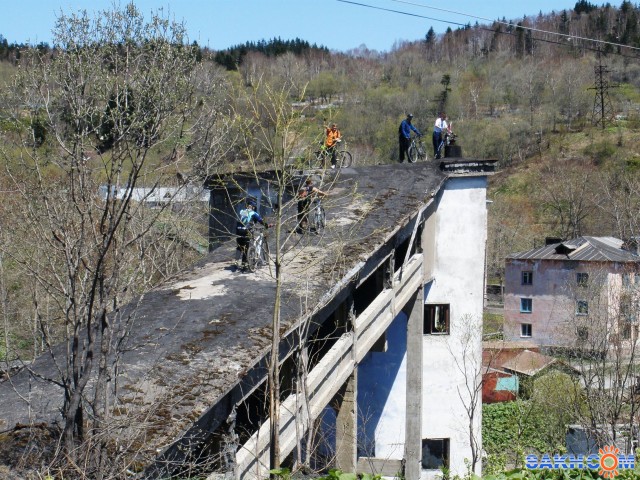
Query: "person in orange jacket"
324 123 342 169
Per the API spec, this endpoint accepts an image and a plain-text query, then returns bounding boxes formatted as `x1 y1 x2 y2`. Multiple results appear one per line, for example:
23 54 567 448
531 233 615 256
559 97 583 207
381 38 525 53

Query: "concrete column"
403 287 423 480
335 369 358 473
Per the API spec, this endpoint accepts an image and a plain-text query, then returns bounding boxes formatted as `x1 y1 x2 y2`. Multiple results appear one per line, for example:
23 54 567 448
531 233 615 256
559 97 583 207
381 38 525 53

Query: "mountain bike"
435 132 457 159
314 139 353 168
408 134 428 163
310 199 326 233
246 227 269 272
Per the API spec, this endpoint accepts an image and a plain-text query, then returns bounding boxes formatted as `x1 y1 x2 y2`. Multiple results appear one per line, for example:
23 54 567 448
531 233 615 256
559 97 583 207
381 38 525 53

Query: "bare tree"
562 266 640 451
0 4 229 477
447 314 483 473
537 163 598 239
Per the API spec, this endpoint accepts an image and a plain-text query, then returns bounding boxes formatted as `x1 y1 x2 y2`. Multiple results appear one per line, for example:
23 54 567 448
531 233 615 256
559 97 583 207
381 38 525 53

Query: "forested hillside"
1 1 640 478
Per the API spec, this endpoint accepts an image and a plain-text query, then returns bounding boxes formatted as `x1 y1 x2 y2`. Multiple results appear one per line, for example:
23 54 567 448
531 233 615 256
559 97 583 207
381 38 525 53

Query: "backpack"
239 209 253 226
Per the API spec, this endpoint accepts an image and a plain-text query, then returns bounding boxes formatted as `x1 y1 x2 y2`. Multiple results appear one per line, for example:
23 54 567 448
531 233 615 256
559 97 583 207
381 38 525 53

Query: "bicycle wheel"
246 245 258 272
408 143 418 163
261 240 270 266
313 206 326 232
314 151 326 169
417 142 428 161
337 150 353 168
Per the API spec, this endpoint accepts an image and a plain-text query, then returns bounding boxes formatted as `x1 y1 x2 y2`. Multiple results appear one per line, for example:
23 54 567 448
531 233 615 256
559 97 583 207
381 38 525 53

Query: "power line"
337 0 640 59
391 0 640 52
337 0 467 27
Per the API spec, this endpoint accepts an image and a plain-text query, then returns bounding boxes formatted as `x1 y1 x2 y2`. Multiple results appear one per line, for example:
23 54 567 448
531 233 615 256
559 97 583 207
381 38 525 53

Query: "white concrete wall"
421 176 487 478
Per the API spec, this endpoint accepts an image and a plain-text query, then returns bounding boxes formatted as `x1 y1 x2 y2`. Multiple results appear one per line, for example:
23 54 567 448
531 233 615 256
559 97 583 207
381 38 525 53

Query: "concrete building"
0 158 495 479
504 237 640 354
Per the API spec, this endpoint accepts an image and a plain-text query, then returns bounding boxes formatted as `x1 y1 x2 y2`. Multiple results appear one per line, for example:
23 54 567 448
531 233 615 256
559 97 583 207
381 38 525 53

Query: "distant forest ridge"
1 0 639 64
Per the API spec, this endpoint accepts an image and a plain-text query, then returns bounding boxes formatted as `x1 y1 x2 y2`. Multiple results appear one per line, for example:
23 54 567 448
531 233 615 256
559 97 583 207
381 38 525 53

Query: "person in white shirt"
433 112 448 159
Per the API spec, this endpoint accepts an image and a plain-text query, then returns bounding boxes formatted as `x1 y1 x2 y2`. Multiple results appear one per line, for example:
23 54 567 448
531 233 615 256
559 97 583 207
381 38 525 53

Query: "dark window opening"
521 323 532 337
393 223 425 274
422 438 449 470
576 300 589 315
235 382 269 446
394 237 410 274
370 332 387 352
520 298 532 313
622 323 632 340
577 326 589 341
577 272 589 287
522 271 533 285
354 264 386 314
424 304 450 334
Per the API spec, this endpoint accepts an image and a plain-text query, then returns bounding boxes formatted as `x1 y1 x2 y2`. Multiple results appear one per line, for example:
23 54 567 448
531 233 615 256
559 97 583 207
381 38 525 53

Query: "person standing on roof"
324 122 342 169
235 199 269 270
433 111 448 159
297 178 327 234
398 113 421 163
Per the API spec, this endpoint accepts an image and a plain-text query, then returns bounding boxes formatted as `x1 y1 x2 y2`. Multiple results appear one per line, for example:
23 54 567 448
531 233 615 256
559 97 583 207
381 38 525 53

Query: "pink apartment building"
504 237 640 354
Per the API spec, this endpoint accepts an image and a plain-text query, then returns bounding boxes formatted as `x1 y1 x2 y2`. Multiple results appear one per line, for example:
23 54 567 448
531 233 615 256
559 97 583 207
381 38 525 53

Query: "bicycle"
246 227 269 272
408 134 428 163
313 139 353 169
310 198 326 233
435 132 457 159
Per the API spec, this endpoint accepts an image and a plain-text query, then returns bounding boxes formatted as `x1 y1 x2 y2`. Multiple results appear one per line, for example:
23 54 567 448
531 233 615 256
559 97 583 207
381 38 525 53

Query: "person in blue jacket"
398 113 421 163
235 199 269 269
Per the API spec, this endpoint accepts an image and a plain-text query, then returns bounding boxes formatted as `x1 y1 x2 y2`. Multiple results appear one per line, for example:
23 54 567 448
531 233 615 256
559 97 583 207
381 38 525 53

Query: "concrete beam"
335 370 357 473
403 287 424 480
235 253 425 479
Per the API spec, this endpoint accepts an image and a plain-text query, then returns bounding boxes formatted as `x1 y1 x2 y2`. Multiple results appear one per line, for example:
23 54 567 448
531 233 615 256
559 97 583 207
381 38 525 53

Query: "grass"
483 311 504 337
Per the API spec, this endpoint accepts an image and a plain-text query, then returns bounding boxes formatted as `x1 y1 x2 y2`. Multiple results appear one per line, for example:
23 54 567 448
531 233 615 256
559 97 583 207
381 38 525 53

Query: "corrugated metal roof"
501 350 557 376
507 236 639 263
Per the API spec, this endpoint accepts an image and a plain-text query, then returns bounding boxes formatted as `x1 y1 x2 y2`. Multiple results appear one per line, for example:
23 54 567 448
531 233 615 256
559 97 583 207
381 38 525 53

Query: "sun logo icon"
599 445 621 478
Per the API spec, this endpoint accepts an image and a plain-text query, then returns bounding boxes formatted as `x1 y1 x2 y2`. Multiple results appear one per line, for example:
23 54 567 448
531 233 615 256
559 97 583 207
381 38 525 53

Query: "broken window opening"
424 304 450 334
421 438 450 470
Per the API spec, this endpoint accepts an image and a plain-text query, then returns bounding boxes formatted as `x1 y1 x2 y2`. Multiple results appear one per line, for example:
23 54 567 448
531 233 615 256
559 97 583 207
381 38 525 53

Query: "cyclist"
433 111 448 159
324 123 342 169
235 199 269 270
297 178 327 234
398 113 422 163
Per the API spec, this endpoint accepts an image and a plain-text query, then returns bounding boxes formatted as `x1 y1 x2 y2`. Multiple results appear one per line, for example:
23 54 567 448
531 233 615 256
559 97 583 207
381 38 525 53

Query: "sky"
1 0 583 53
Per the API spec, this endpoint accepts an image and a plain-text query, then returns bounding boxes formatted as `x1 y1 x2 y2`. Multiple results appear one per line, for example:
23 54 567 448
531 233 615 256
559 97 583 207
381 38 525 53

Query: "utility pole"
589 52 617 130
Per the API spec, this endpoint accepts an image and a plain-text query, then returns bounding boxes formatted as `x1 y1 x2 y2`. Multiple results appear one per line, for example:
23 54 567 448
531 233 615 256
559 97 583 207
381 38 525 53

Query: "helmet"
247 199 257 209
407 113 414 118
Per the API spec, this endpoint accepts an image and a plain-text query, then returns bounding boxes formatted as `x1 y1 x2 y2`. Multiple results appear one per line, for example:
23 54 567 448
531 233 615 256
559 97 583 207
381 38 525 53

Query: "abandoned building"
0 157 496 479
504 236 640 355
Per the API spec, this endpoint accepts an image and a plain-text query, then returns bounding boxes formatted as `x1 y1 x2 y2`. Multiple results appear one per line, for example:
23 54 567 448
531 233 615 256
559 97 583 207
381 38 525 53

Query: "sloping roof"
483 340 539 350
507 236 639 263
501 349 559 376
0 161 464 456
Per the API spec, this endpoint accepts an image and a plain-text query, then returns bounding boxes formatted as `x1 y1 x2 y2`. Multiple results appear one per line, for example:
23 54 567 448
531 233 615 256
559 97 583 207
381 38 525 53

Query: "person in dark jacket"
297 178 327 233
235 199 269 269
398 113 421 163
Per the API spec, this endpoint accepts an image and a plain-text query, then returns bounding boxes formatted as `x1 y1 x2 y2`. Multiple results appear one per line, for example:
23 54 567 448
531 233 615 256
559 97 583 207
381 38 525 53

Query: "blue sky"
2 0 583 53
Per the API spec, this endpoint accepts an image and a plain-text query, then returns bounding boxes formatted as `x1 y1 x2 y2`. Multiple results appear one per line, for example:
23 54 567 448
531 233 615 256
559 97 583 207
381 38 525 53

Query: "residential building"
504 237 640 355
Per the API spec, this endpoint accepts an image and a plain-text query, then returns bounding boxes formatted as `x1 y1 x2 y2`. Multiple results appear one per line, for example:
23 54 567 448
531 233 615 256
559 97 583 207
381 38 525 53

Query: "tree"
425 27 436 46
0 3 228 477
560 265 640 452
537 163 598 239
447 314 483 473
